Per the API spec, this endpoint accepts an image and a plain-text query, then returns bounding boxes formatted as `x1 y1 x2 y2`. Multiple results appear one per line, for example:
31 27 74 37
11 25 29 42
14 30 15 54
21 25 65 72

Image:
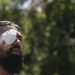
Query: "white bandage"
1 29 18 44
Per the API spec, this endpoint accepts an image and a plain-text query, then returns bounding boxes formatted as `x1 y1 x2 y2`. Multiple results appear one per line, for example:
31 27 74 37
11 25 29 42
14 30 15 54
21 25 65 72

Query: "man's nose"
15 39 21 45
17 38 21 42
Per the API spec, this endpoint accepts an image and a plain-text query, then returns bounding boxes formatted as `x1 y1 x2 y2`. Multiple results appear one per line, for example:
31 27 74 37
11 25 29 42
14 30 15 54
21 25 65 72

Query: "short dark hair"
0 21 20 30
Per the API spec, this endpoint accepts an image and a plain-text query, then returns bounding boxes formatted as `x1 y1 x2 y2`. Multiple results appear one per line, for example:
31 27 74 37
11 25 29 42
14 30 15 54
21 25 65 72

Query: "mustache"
13 44 20 48
6 43 22 56
11 43 21 49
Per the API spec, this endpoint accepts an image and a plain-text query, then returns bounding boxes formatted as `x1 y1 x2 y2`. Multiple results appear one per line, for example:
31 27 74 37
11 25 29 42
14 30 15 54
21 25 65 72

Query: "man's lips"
12 47 21 55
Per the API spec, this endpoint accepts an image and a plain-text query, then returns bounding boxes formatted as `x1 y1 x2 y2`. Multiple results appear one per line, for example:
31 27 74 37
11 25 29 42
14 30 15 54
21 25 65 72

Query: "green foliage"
0 0 75 75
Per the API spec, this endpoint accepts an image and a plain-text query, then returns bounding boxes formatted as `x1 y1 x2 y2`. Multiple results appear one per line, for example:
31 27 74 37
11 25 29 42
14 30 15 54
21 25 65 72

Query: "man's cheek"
1 44 11 52
0 43 12 56
20 42 22 50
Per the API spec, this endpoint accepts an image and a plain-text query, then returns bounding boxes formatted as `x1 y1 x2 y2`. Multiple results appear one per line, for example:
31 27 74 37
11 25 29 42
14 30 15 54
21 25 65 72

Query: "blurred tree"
0 0 75 75
40 0 75 75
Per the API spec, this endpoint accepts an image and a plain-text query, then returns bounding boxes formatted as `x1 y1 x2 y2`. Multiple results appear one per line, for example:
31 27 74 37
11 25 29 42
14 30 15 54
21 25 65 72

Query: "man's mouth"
11 45 21 55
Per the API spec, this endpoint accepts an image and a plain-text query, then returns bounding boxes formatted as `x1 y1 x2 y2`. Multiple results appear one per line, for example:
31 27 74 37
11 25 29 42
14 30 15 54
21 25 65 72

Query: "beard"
0 47 23 74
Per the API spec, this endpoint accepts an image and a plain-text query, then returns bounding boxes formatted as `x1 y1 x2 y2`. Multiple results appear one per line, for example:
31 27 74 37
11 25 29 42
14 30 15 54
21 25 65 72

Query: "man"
0 21 23 75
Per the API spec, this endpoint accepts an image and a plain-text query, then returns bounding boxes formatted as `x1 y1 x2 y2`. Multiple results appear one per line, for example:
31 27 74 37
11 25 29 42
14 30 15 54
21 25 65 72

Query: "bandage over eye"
0 29 20 44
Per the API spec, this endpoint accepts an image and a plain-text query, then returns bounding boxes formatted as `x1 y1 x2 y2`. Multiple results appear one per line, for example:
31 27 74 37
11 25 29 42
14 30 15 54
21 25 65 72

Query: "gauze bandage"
0 29 20 44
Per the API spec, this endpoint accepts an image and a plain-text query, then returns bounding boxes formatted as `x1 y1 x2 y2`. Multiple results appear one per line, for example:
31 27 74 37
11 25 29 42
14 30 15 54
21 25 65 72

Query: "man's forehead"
0 26 18 35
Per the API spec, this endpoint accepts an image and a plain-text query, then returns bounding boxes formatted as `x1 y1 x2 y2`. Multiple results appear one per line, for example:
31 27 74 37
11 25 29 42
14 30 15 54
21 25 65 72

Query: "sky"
8 0 32 9
19 0 32 9
9 0 53 10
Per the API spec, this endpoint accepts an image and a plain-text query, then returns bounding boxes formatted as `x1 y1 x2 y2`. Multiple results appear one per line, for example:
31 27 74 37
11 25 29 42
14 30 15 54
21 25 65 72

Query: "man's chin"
3 49 23 73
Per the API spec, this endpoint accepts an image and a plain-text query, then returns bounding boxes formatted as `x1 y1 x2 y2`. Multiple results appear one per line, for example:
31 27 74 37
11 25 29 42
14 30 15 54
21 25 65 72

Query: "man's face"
0 25 23 73
0 26 22 56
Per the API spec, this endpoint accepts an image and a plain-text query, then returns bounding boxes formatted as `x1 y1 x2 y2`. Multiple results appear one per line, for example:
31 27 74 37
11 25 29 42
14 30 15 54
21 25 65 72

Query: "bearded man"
0 21 23 75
